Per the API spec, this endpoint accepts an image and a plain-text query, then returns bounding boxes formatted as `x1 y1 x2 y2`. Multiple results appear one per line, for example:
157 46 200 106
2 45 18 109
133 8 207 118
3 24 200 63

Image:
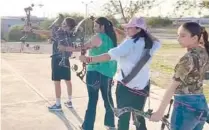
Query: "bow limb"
71 16 99 88
20 4 34 45
107 79 171 129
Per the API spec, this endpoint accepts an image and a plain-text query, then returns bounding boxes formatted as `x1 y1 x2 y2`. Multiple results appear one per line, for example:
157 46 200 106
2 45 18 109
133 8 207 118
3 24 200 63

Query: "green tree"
103 0 156 23
173 0 209 17
39 13 85 30
8 25 46 42
147 17 172 27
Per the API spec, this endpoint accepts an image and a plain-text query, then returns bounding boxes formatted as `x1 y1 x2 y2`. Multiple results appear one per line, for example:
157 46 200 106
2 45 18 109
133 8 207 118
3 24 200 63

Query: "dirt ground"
1 42 209 130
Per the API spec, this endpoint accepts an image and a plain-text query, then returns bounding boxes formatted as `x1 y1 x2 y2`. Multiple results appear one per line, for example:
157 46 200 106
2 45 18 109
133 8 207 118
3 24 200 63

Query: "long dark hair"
182 22 209 56
132 28 153 49
201 27 209 55
95 17 117 47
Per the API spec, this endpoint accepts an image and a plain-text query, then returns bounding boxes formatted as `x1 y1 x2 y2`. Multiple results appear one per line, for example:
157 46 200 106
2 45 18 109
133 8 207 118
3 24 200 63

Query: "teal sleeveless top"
87 33 117 78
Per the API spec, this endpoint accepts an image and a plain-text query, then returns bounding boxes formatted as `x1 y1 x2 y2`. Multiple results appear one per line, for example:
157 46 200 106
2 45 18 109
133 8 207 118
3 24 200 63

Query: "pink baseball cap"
122 17 147 31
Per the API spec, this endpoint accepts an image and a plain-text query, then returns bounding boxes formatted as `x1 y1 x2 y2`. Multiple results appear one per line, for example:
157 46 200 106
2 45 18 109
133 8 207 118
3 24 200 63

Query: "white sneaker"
64 101 73 108
106 126 117 130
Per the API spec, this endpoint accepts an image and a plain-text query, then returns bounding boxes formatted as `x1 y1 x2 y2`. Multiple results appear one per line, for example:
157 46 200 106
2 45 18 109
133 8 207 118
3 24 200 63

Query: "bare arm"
149 80 180 122
79 53 111 64
63 34 102 52
91 53 111 62
156 80 180 114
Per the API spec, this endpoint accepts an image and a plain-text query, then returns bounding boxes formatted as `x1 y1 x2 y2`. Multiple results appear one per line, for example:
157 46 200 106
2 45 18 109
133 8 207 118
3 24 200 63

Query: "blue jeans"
82 71 115 130
171 94 208 130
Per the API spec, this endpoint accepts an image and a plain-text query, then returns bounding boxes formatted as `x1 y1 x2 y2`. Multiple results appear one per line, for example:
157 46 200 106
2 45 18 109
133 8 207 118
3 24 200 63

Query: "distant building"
170 17 209 25
1 16 46 37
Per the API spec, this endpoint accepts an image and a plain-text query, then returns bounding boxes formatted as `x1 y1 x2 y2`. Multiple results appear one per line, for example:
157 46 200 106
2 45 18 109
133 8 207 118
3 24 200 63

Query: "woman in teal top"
59 17 117 130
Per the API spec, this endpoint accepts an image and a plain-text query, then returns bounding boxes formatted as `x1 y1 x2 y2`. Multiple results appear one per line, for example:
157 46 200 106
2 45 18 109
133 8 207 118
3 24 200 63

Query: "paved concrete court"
1 53 209 130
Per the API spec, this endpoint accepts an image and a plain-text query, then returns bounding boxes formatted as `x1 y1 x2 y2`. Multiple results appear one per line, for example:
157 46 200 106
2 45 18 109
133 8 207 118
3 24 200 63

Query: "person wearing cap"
77 17 161 130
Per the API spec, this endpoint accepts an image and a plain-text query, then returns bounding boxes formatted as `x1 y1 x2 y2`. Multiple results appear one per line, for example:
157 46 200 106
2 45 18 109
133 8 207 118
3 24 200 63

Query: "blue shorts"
51 57 71 81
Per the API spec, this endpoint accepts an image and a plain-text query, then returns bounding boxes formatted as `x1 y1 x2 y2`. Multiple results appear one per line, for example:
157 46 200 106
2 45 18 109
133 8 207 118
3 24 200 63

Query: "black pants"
51 58 71 81
116 82 150 130
82 71 115 130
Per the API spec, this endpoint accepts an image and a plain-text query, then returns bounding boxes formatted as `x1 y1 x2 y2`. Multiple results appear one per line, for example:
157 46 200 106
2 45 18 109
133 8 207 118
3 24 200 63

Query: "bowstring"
71 16 100 90
107 79 171 129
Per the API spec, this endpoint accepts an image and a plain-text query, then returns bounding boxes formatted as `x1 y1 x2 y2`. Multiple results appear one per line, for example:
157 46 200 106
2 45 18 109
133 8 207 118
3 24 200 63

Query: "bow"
107 79 171 130
71 16 99 89
20 4 34 45
20 4 40 52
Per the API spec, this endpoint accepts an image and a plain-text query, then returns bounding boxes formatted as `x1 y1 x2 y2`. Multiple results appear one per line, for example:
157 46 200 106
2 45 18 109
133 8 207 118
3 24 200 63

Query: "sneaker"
79 126 84 130
64 101 73 108
48 104 62 111
106 126 117 130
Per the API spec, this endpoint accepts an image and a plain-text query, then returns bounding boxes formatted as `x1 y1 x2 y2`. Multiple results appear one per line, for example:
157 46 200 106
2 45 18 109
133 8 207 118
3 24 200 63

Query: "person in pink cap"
79 17 161 130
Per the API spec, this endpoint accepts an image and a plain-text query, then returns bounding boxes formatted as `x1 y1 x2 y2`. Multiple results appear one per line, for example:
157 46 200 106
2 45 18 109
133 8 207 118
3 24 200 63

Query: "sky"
0 0 208 18
0 0 108 18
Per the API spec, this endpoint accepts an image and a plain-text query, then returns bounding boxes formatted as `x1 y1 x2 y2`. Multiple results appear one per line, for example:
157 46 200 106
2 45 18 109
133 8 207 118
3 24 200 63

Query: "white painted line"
2 59 80 130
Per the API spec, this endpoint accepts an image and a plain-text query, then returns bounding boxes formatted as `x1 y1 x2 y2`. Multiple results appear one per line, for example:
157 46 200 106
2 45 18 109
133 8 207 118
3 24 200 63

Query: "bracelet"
86 57 92 63
90 57 93 62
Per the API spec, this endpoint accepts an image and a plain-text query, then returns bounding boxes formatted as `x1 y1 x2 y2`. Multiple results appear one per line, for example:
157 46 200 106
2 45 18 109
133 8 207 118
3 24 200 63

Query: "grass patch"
151 27 209 34
150 42 209 102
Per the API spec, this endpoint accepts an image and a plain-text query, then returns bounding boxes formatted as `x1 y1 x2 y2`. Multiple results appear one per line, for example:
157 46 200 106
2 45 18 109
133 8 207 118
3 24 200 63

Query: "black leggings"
116 82 150 130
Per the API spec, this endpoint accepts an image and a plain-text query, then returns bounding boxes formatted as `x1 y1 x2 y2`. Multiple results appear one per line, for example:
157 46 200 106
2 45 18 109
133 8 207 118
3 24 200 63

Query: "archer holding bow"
23 15 76 110
150 22 209 130
59 16 161 130
58 17 118 130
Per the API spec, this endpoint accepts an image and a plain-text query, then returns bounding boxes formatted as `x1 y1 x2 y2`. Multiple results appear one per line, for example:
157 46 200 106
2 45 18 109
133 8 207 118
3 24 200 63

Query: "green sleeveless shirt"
87 33 117 78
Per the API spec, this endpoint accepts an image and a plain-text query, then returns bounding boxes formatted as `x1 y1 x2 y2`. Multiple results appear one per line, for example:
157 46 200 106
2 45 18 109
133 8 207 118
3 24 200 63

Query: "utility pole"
38 4 44 18
82 1 93 17
81 1 93 39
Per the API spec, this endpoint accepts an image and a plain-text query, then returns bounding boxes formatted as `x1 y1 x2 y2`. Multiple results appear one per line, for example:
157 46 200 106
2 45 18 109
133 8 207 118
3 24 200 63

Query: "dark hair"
182 22 209 56
65 17 76 30
95 17 117 47
201 27 209 55
132 28 153 49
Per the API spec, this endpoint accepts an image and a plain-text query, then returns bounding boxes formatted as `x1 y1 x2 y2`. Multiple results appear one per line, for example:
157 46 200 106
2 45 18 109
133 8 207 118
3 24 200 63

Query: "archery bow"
107 79 171 130
20 4 41 52
20 4 34 52
71 16 99 89
161 99 173 130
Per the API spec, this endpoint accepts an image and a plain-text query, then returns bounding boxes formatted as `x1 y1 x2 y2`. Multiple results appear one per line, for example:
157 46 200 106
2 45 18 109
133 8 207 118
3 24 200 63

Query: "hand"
79 55 89 63
149 110 164 122
58 45 66 52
